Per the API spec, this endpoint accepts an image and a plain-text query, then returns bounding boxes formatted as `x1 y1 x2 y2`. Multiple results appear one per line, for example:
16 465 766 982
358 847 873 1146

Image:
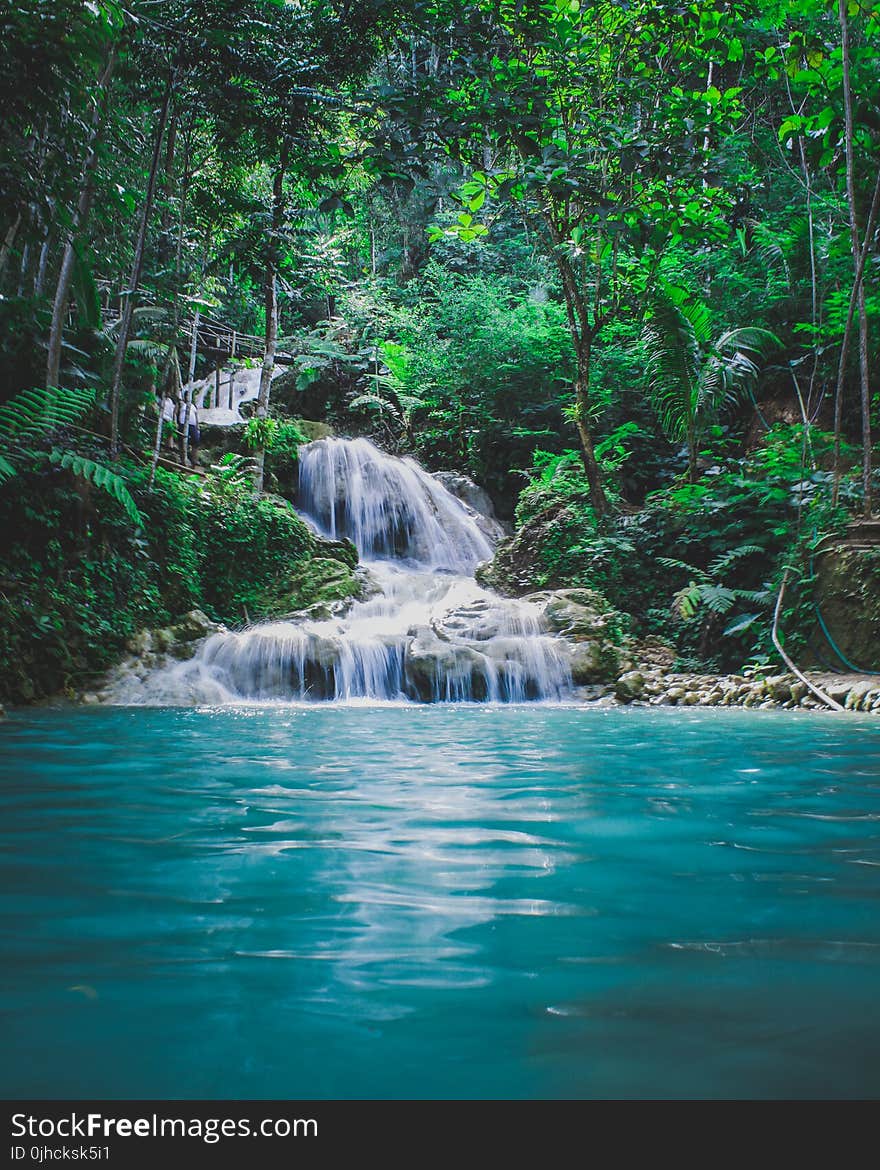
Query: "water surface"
1 705 878 1099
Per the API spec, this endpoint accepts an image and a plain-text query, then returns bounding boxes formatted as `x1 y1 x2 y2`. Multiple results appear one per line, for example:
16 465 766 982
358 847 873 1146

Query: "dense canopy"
0 0 878 702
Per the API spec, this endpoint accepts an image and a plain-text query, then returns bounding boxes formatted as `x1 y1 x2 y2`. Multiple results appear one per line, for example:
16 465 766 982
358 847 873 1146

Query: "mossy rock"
314 536 359 570
569 640 622 685
275 557 361 613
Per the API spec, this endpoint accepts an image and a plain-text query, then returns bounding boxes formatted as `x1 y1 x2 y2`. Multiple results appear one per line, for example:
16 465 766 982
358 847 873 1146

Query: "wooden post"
214 366 220 410
231 330 237 358
228 370 234 411
187 308 200 385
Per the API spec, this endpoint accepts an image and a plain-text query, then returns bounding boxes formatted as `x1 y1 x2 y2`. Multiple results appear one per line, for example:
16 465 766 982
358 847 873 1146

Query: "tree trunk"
838 0 873 516
158 109 178 267
252 151 286 494
572 340 609 518
45 48 116 389
687 418 697 485
542 219 609 517
0 214 22 285
109 76 174 455
831 166 880 505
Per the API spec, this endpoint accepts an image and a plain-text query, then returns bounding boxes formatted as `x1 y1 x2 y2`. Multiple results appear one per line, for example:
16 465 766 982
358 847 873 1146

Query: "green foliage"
243 416 278 451
345 266 576 510
49 450 142 526
502 425 851 671
0 384 97 452
641 282 779 479
0 384 142 525
0 449 366 703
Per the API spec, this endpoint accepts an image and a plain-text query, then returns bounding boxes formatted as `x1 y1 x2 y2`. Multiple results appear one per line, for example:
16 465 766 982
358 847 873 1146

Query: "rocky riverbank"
577 668 880 712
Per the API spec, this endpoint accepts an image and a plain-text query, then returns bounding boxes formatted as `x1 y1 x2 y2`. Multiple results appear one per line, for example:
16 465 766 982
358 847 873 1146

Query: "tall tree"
375 0 749 516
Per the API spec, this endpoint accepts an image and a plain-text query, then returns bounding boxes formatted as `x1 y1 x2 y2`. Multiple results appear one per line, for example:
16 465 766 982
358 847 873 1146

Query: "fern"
707 544 764 576
0 454 16 485
657 554 708 581
349 392 400 417
49 450 143 527
0 385 97 444
0 385 144 529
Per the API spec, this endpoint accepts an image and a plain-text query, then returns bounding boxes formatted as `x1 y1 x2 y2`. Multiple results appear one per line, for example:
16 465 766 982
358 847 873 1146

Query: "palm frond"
642 285 702 442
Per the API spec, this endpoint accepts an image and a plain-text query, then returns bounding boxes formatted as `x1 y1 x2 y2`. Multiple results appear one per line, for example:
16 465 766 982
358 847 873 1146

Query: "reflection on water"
1 705 879 1099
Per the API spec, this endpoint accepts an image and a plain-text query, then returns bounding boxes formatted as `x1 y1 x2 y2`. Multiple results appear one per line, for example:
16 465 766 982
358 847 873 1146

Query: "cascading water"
108 437 572 704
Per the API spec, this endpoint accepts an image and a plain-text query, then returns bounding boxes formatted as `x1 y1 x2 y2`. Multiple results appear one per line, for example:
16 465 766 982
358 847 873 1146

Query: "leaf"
50 450 143 527
723 613 759 637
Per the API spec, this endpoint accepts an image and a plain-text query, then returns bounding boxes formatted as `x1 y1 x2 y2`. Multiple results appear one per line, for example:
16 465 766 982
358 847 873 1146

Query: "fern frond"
49 450 143 527
700 584 738 614
657 555 707 580
349 393 400 416
708 544 764 576
0 454 17 484
673 581 703 620
125 339 172 361
0 386 97 443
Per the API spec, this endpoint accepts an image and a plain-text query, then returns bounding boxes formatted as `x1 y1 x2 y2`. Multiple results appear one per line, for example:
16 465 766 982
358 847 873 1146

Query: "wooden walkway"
96 285 295 368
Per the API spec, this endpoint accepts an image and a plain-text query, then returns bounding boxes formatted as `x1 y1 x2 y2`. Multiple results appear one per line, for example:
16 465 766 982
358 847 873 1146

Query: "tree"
376 0 751 516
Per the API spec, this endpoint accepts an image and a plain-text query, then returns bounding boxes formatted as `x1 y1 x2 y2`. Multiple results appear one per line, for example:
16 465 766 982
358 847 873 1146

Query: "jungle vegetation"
0 0 878 702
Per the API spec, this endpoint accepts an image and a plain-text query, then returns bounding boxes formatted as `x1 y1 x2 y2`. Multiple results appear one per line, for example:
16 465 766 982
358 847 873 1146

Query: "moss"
274 557 362 613
812 546 880 672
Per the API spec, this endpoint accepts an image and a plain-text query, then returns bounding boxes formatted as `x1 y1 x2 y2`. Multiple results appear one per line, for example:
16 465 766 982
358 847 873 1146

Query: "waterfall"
107 438 572 704
297 436 495 571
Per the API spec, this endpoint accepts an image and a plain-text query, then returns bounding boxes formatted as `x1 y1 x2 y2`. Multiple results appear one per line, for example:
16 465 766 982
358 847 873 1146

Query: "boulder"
844 681 875 710
615 670 646 701
169 609 222 644
568 640 621 685
313 536 359 570
404 628 486 701
524 588 618 640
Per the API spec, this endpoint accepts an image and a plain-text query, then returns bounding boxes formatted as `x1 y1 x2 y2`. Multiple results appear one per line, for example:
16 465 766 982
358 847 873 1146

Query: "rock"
568 640 621 685
525 588 617 640
826 680 853 703
790 680 808 703
81 692 100 705
845 682 875 710
313 536 359 570
615 670 646 701
125 629 153 655
628 636 677 670
296 418 334 442
169 609 222 644
767 674 795 702
574 684 615 702
430 475 500 531
405 628 485 701
275 557 362 613
152 627 174 653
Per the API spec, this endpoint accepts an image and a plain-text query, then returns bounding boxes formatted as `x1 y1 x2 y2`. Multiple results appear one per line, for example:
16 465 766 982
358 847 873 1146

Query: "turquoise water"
1 704 879 1100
